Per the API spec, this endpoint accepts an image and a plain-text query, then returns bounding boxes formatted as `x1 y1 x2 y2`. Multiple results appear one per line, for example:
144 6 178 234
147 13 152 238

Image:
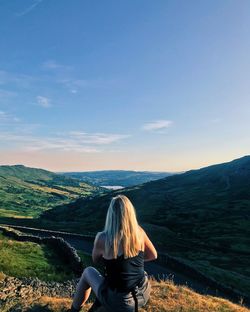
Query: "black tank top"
103 250 145 292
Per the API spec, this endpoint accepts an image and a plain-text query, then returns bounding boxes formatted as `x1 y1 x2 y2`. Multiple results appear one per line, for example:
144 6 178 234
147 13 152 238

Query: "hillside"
62 170 173 187
0 225 249 312
0 165 103 218
42 156 250 296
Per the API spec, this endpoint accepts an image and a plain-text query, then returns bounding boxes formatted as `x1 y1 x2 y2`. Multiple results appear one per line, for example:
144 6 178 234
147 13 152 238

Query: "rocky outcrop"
0 275 78 311
0 275 108 312
0 276 77 300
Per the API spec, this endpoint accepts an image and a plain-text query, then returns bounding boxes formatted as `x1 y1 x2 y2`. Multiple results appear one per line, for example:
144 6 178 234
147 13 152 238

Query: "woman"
69 194 157 312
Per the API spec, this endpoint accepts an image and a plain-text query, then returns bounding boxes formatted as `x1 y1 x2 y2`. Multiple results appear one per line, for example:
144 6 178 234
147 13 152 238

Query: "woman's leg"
71 267 104 311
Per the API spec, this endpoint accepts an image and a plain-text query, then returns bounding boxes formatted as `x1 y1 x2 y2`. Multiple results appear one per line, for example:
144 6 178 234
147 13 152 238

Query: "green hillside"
0 165 103 218
0 232 74 281
42 156 250 295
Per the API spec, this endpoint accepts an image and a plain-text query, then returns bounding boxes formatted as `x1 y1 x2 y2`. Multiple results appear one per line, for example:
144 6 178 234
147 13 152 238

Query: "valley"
0 156 250 302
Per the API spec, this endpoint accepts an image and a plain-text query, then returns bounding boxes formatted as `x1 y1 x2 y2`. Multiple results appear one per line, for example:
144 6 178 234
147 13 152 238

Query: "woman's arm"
140 227 157 262
92 231 105 264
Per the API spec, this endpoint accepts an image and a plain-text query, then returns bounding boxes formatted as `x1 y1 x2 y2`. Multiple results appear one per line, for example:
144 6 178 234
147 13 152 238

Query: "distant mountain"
43 156 250 295
0 165 103 218
62 170 174 187
46 156 250 234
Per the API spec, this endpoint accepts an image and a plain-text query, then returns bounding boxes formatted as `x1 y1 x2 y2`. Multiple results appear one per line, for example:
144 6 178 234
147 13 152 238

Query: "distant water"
102 185 124 190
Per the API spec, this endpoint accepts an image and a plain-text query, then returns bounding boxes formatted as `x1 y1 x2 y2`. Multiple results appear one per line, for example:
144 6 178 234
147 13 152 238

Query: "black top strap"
131 289 139 312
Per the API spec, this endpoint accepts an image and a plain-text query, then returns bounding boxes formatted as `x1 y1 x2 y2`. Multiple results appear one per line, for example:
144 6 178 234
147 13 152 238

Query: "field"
0 232 74 282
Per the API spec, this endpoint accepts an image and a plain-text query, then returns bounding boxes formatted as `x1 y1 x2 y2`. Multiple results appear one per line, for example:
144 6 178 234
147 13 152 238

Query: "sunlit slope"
0 165 102 218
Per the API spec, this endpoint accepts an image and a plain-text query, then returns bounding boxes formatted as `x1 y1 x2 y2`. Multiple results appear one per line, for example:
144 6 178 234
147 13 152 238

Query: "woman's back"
103 250 145 292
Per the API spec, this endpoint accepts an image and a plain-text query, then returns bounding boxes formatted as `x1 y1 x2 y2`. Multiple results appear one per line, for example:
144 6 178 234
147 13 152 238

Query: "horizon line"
0 154 249 174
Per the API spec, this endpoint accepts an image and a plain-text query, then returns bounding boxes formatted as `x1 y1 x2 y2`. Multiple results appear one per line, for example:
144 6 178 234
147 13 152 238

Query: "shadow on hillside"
24 304 106 312
25 305 54 312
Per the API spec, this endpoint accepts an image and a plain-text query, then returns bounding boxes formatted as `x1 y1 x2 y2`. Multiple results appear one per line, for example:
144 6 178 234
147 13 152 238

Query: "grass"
0 232 74 281
77 250 104 276
0 208 34 218
1 279 249 312
77 250 93 266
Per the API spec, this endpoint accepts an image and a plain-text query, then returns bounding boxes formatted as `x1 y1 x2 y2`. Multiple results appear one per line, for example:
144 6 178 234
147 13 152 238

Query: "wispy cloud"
58 77 116 93
36 96 51 108
16 0 43 17
0 89 17 99
69 131 130 145
0 111 10 121
0 130 130 153
0 89 17 107
0 70 34 89
211 118 221 124
142 120 173 131
42 60 72 71
40 61 116 94
0 111 20 123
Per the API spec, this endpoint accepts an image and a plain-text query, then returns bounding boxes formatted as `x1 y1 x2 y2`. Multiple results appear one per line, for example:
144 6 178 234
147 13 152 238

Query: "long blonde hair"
104 195 141 259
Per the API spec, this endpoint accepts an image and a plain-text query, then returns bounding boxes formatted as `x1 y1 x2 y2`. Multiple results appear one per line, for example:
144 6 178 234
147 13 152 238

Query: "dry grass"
6 279 248 312
0 271 6 281
139 280 249 312
33 297 79 312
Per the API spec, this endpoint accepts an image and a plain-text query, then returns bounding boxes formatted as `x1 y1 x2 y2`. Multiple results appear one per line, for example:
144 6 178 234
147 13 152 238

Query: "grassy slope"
0 165 103 218
1 280 249 312
0 234 249 311
41 156 250 295
0 233 74 281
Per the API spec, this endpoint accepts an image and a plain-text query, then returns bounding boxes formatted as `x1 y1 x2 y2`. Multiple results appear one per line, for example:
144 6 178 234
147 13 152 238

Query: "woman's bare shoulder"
94 231 106 245
138 225 146 237
138 225 146 250
138 225 157 260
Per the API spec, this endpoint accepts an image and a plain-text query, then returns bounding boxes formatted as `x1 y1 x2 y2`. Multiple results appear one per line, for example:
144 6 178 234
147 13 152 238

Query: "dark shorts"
97 273 151 312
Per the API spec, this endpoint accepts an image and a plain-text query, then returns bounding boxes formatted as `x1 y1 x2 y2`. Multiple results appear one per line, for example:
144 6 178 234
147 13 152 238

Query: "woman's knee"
81 267 104 295
82 266 101 283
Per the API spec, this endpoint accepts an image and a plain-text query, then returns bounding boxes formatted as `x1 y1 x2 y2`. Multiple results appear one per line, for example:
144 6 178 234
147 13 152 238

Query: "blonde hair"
104 195 141 259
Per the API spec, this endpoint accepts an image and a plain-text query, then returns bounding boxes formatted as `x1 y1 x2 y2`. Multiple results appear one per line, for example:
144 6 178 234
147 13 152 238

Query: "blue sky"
0 0 250 171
